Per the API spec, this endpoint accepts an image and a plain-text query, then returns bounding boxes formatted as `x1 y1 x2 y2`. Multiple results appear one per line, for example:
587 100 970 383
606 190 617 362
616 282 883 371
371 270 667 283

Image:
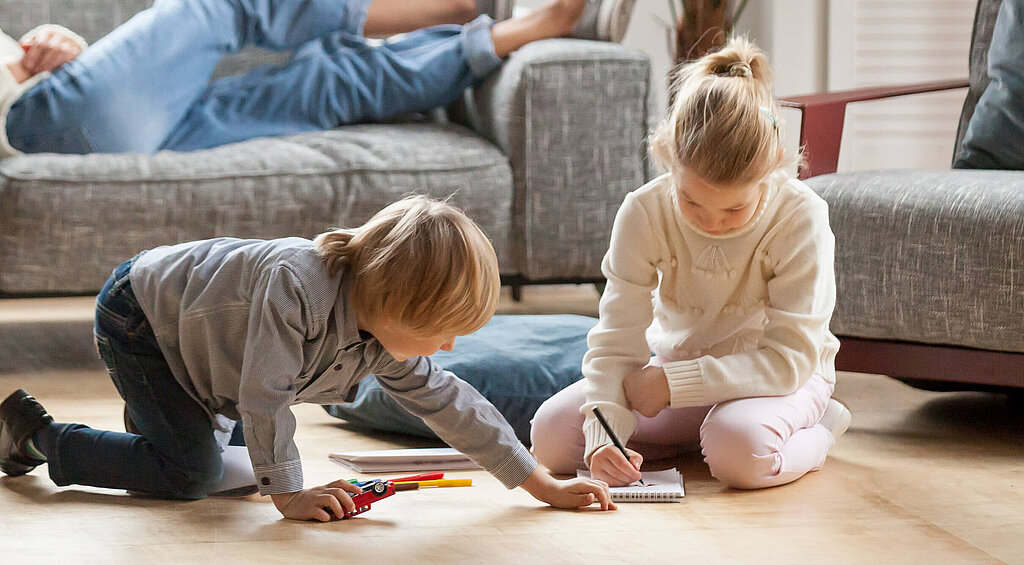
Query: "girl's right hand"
589 444 643 487
271 480 364 521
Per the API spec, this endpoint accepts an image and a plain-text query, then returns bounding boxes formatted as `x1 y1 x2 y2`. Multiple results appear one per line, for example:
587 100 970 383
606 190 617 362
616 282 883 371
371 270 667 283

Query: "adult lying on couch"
0 0 635 155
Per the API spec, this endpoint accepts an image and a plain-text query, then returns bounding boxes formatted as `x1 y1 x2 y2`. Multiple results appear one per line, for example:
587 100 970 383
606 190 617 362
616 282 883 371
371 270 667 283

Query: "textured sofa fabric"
0 124 514 294
806 170 1024 354
0 1 651 295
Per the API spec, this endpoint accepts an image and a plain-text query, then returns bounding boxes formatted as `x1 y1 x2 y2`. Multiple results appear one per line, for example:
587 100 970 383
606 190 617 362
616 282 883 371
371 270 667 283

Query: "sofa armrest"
780 79 969 178
451 39 651 281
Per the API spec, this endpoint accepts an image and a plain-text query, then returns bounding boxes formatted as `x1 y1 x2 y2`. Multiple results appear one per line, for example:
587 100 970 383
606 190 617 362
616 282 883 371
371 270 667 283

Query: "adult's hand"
20 27 83 75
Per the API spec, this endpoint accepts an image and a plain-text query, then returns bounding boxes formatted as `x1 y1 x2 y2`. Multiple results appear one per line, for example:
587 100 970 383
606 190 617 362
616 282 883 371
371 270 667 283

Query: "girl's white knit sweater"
581 171 840 462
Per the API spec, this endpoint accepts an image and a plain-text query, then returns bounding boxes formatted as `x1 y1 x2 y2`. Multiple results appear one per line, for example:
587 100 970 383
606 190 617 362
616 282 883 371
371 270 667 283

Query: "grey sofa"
781 0 1023 391
0 0 651 297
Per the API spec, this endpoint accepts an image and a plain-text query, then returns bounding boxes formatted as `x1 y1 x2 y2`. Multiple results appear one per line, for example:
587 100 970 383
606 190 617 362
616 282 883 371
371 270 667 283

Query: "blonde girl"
532 37 851 489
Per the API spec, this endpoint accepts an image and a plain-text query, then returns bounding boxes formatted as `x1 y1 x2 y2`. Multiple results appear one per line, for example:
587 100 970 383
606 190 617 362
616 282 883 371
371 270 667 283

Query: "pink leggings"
531 373 835 489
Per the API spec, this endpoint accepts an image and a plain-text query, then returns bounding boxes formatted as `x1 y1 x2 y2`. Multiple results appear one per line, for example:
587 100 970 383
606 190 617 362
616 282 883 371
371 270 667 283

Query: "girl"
531 37 851 489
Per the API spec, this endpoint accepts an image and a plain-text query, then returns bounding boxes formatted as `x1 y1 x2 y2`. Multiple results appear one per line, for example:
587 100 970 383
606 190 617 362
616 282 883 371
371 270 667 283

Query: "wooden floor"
1 286 1022 564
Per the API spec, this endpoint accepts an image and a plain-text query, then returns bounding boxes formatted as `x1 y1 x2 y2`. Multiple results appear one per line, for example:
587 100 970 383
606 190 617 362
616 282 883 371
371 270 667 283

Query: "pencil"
394 478 472 488
592 406 644 485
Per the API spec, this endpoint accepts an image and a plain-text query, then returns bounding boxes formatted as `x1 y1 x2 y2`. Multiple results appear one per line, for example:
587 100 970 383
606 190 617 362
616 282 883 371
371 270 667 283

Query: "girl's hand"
589 444 643 486
19 28 83 76
623 365 670 417
271 479 364 521
519 467 616 510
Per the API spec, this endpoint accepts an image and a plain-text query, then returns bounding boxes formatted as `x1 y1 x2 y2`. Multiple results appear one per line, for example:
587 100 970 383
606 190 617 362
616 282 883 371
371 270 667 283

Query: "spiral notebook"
577 469 684 502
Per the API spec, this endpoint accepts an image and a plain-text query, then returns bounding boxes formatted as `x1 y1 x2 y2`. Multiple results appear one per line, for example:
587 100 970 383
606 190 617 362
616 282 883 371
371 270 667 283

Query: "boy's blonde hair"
314 195 500 336
651 36 792 188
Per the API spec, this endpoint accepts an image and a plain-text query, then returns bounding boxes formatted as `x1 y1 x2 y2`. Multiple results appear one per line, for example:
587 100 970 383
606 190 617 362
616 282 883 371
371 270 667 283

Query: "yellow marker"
394 478 472 488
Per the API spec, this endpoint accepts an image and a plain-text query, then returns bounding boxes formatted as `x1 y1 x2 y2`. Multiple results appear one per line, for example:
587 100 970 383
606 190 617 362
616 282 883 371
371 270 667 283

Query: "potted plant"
667 0 750 64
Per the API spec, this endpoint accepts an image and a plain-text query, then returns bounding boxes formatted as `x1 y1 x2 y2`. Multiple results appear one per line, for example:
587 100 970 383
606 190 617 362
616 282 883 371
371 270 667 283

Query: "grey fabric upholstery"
954 0 1003 163
806 170 1024 354
0 124 514 294
453 39 650 280
0 2 652 295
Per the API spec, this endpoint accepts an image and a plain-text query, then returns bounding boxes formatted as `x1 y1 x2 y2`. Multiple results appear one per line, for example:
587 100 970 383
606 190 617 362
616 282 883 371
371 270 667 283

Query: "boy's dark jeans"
46 257 223 499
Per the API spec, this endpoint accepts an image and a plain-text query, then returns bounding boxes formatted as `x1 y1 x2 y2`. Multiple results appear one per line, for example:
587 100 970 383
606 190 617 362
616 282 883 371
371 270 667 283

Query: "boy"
0 195 613 520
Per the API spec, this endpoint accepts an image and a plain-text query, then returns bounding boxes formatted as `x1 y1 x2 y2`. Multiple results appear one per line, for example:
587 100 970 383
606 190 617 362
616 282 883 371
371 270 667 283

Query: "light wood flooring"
1 286 1022 564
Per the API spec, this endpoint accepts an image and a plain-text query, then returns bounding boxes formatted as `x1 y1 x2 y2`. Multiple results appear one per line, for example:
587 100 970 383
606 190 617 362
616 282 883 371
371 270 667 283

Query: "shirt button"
334 364 343 371
670 257 678 268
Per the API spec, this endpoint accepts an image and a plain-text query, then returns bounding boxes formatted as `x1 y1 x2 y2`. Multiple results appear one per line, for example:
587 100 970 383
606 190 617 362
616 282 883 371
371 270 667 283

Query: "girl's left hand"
519 468 616 511
623 365 670 417
20 28 83 76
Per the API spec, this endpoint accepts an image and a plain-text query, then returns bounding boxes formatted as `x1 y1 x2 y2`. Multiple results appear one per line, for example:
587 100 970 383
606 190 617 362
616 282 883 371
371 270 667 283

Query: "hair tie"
759 106 778 129
728 62 752 78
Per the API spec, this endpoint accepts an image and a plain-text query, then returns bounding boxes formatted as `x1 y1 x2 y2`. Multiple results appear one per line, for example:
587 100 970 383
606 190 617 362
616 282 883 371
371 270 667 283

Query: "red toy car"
342 480 396 519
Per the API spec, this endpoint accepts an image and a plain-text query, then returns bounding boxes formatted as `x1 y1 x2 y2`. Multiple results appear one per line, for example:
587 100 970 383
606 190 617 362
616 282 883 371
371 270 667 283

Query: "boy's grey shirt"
129 237 536 495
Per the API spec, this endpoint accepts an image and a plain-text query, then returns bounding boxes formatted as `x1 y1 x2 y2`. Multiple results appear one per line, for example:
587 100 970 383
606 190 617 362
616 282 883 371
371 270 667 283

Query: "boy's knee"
162 446 224 500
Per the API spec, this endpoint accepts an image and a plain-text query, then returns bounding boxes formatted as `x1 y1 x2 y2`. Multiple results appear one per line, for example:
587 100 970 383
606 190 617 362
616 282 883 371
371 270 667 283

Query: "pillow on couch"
323 314 597 445
955 0 1024 170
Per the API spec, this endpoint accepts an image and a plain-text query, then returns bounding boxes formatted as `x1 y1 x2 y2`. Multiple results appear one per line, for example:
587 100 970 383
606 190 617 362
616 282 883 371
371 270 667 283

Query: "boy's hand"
589 444 643 486
271 479 364 521
519 467 616 510
623 365 670 417
19 28 83 76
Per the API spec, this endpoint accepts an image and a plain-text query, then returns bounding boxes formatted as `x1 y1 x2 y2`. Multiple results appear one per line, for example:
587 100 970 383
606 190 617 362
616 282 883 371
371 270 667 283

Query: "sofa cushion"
955 0 1024 170
0 123 513 294
806 169 1024 353
324 314 597 445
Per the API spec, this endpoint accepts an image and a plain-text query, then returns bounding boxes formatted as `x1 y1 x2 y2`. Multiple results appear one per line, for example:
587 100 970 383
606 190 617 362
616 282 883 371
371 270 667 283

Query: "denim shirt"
129 237 535 495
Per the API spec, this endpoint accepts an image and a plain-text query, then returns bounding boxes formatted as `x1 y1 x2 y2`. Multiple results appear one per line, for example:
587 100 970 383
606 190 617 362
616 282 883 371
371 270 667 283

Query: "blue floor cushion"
323 314 597 445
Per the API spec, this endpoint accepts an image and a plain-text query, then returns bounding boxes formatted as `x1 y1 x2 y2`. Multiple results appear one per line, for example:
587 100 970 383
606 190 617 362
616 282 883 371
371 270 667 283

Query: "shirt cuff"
662 358 707 407
253 459 303 496
489 442 538 489
580 403 637 466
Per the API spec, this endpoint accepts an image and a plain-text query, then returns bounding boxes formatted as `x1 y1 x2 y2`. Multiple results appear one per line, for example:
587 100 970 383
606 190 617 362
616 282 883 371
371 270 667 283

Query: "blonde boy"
0 195 613 520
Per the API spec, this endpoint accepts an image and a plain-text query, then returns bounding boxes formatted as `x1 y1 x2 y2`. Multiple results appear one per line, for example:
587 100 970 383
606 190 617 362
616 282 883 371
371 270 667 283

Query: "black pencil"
592 406 644 485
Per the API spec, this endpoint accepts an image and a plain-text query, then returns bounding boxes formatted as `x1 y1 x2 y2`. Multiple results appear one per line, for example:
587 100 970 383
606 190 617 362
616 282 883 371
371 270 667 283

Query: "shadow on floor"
0 319 100 374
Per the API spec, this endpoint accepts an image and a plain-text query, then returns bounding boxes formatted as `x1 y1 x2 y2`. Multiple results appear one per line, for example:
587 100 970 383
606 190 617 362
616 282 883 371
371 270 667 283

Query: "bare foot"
491 0 586 57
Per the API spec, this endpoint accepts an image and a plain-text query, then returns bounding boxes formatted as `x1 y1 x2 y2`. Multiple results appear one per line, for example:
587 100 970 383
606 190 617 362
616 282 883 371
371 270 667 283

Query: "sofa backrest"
954 0 1004 164
0 0 289 80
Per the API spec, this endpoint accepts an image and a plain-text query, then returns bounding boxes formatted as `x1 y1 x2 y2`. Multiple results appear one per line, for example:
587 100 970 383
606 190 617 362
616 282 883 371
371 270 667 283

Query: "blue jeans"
45 257 223 499
6 0 500 154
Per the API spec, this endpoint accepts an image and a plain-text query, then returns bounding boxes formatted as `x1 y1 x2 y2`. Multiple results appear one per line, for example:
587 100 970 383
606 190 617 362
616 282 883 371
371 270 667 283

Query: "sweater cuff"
20 24 89 52
580 403 637 466
662 358 707 407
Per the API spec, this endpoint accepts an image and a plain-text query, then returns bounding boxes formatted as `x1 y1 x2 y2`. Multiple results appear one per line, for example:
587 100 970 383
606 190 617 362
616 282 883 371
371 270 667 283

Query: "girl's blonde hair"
651 36 792 188
314 195 500 336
